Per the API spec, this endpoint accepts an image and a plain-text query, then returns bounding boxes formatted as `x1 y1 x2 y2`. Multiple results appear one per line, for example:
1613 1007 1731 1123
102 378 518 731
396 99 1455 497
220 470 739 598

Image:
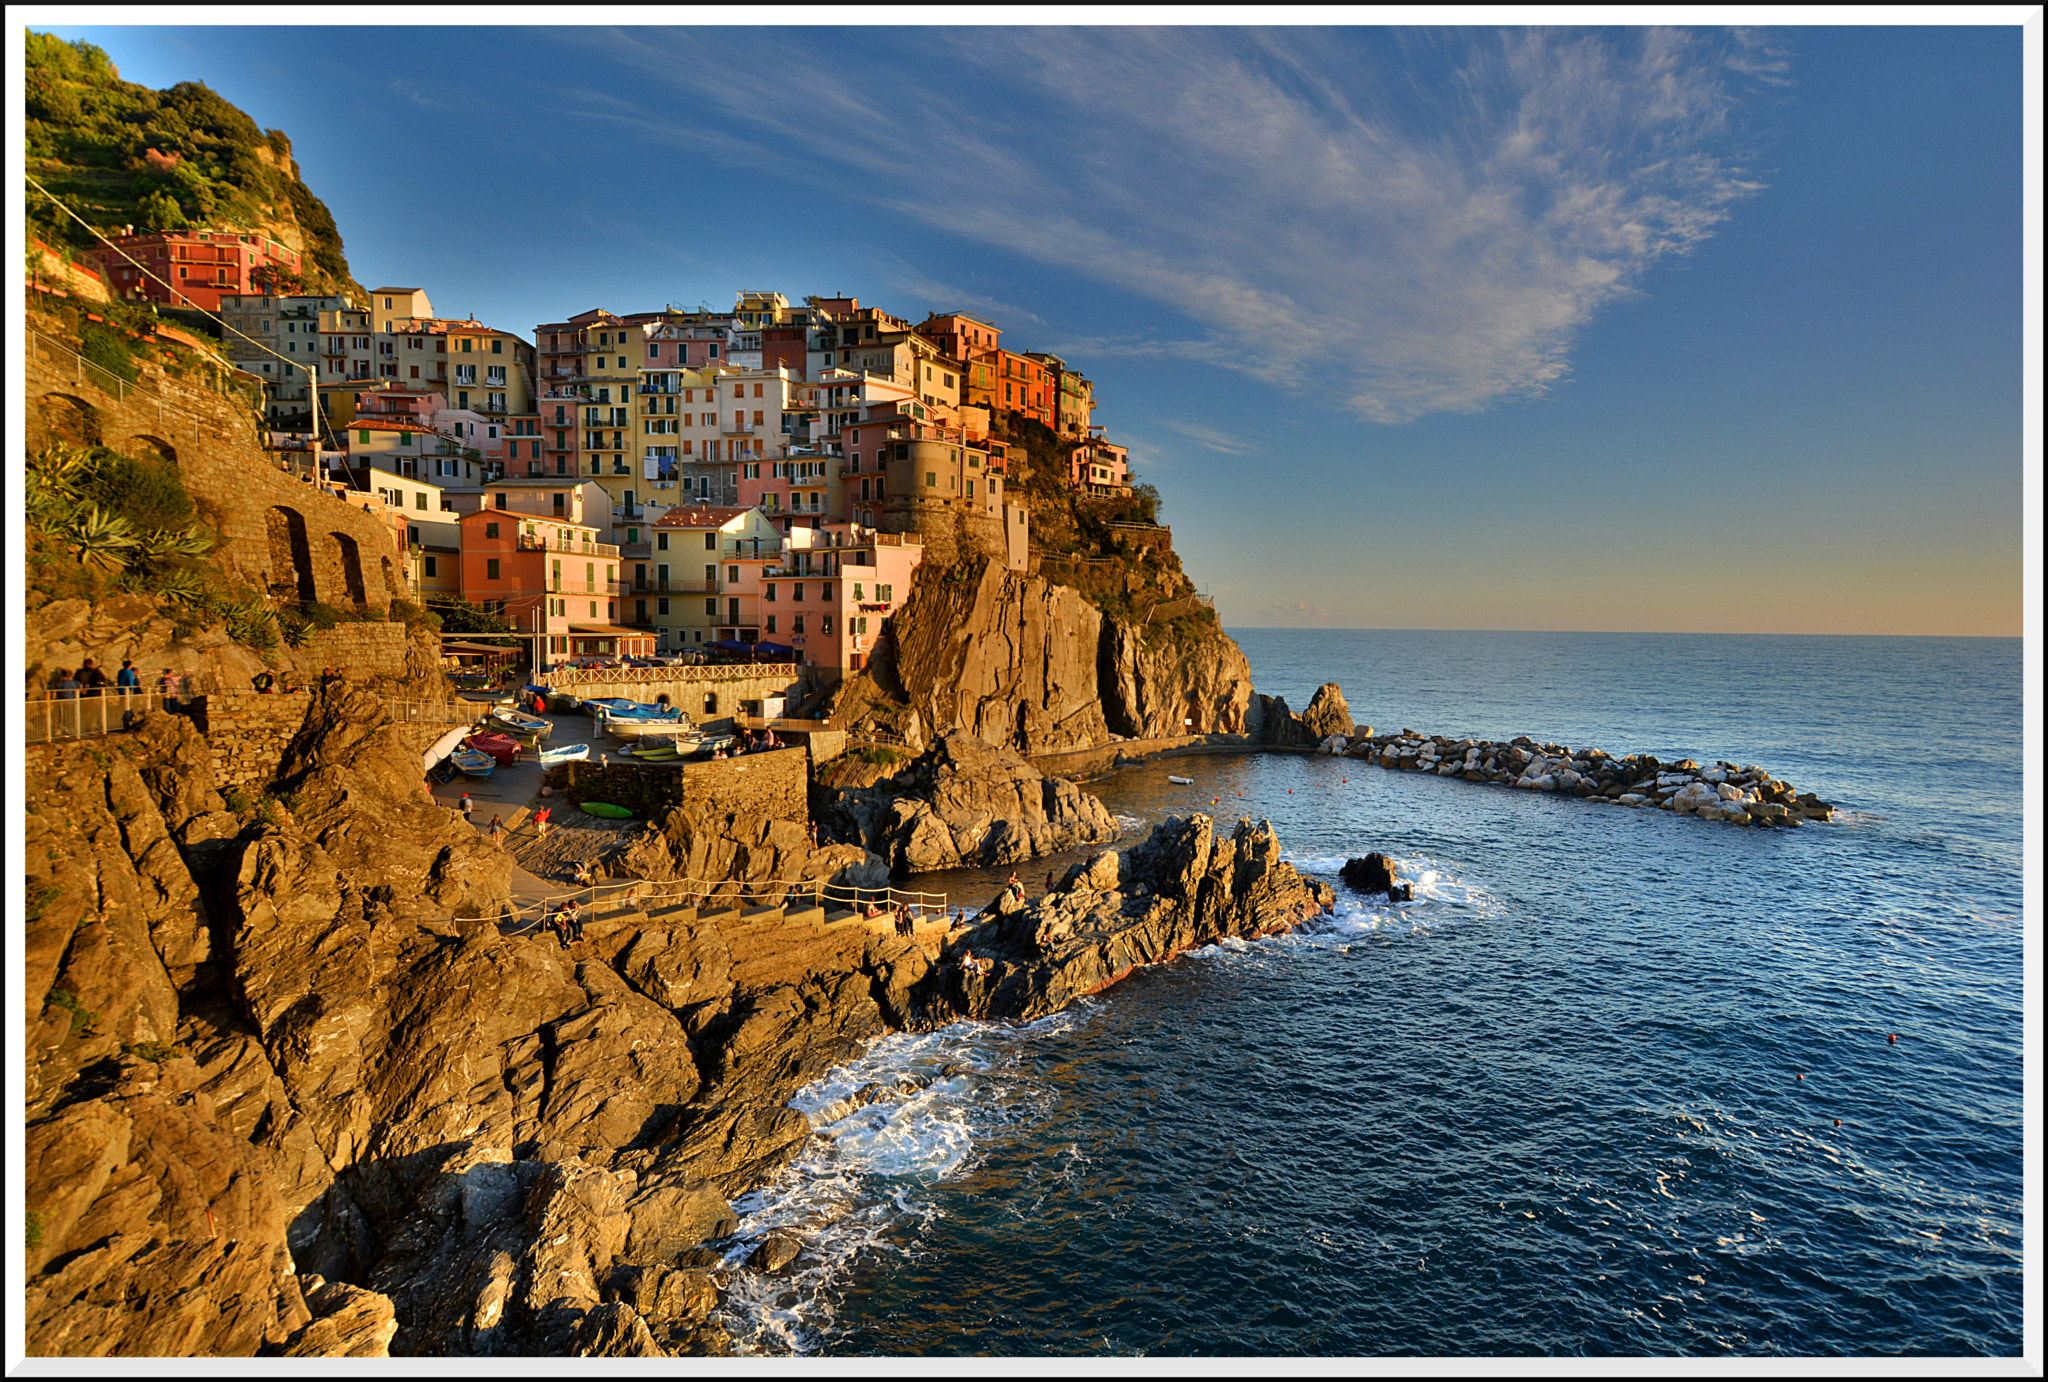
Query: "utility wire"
28 171 351 449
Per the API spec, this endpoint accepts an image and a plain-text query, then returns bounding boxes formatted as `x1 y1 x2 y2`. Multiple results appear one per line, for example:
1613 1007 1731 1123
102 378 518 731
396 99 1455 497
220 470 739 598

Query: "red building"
92 228 303 311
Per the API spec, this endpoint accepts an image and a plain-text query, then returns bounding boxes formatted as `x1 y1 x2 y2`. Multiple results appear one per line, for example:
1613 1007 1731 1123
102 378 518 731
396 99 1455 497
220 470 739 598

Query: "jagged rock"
278 1278 399 1357
822 733 1120 872
614 803 884 904
573 1302 666 1357
749 1230 803 1273
1340 854 1411 901
1299 683 1356 741
918 815 1332 1025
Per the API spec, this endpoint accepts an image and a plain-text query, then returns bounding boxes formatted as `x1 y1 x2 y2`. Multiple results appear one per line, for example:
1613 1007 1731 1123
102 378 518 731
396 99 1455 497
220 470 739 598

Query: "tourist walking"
158 668 179 707
116 660 140 697
77 659 109 697
533 806 552 840
460 792 474 824
488 814 505 848
52 669 79 700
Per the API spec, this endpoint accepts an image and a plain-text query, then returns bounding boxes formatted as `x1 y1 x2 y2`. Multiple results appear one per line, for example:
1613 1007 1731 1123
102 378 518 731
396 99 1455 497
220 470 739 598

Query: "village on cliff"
60 229 1147 673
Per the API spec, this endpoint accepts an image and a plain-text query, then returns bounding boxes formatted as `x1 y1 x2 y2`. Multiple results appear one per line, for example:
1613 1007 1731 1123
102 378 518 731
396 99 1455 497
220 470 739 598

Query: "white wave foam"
1113 812 1146 832
716 1012 1090 1354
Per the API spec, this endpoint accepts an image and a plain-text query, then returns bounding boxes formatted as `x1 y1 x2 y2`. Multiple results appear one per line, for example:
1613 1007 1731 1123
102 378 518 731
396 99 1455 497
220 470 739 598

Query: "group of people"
45 659 149 699
543 899 585 947
730 726 781 755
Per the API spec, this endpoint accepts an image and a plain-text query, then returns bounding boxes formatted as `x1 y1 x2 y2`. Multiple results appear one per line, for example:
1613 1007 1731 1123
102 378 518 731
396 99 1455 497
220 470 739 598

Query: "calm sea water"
716 631 2026 1356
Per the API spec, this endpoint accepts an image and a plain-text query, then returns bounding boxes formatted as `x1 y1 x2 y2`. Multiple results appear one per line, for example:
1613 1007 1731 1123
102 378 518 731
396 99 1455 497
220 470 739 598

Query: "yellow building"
643 504 785 652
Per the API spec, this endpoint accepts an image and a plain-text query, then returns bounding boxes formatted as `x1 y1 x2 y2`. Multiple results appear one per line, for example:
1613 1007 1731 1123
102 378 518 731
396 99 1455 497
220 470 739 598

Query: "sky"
19 12 2040 635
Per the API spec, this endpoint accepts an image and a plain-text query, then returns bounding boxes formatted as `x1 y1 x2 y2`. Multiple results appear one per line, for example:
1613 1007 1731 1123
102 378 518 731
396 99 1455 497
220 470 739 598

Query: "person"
52 669 79 700
251 670 275 694
158 668 179 707
1007 872 1025 903
863 899 881 919
77 659 108 697
1046 870 1056 893
460 792 475 824
951 909 967 932
488 814 505 848
563 899 586 943
545 904 570 947
116 660 140 697
533 692 547 716
533 806 552 839
572 860 595 887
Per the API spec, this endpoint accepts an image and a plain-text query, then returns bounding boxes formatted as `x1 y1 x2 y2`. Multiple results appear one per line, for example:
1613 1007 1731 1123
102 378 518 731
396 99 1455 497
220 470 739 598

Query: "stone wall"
27 317 407 611
302 622 419 681
549 745 810 823
549 666 815 732
191 691 315 795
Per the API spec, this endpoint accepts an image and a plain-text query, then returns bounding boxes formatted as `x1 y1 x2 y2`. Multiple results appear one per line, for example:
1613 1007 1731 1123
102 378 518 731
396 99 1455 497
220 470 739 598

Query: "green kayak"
578 800 634 819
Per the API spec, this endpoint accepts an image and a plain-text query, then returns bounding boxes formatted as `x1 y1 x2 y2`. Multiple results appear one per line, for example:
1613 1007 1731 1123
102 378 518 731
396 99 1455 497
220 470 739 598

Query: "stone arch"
327 531 367 606
38 392 102 448
703 692 718 716
267 506 316 603
125 433 178 465
653 693 670 708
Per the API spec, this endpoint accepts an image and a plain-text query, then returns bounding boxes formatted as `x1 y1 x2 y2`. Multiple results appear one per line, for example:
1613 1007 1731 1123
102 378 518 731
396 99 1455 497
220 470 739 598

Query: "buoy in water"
1834 1119 1842 1126
1796 1074 1805 1080
1888 1034 1898 1044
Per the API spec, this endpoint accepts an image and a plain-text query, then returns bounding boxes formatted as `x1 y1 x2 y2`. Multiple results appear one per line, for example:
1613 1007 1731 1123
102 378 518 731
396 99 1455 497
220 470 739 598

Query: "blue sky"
25 18 2036 634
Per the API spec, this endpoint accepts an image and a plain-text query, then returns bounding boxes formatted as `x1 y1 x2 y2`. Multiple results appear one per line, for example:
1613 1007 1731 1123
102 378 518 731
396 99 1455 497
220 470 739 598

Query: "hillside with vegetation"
24 30 360 298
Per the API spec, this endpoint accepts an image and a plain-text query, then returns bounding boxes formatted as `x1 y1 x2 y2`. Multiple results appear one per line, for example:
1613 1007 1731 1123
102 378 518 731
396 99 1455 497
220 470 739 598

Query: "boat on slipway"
450 748 497 779
491 708 553 739
537 742 591 766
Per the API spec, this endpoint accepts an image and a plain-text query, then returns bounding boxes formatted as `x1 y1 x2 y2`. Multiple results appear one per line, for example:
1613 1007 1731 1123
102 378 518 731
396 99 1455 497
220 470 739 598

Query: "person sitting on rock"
562 900 585 943
572 861 596 887
251 670 275 694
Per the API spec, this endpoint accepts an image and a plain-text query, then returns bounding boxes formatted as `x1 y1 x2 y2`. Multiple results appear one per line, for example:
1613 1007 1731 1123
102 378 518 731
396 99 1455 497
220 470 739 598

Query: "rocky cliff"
917 814 1334 1024
817 732 1121 872
827 558 1259 753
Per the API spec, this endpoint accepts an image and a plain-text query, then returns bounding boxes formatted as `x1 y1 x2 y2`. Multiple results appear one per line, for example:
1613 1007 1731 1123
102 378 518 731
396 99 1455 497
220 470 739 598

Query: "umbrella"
709 639 752 652
751 641 794 656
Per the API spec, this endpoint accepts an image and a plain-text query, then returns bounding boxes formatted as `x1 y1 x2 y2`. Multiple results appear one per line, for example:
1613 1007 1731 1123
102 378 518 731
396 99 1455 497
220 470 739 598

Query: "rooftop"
654 505 758 528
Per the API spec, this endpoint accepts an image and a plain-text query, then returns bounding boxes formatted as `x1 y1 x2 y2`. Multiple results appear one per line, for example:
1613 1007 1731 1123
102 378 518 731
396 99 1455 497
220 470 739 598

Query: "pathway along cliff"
22 683 1329 1358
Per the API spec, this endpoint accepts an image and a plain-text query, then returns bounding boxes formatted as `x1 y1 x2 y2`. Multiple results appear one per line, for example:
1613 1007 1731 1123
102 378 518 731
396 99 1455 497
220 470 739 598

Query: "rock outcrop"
819 733 1120 872
1346 726 1834 825
916 814 1333 1025
1340 853 1410 901
843 559 1254 753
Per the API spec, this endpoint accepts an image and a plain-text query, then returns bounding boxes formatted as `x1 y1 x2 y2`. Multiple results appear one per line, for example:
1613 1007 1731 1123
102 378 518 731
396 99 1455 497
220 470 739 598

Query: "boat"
605 717 700 742
579 800 635 819
463 731 522 768
537 742 591 766
1168 774 1195 785
450 748 497 779
492 708 552 738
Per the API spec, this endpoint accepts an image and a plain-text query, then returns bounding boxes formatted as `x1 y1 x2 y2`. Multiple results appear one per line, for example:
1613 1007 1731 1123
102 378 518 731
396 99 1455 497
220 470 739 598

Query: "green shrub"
26 878 62 924
224 787 254 813
26 1211 43 1252
124 1040 184 1064
76 322 137 385
44 988 99 1037
301 601 343 630
856 746 901 767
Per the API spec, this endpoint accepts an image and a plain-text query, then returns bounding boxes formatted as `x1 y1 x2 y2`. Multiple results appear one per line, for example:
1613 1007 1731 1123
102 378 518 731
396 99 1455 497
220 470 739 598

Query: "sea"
712 630 2029 1357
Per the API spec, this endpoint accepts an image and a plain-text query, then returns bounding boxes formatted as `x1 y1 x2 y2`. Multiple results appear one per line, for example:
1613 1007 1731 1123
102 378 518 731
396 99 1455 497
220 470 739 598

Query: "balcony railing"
516 535 622 558
546 579 629 597
629 577 717 594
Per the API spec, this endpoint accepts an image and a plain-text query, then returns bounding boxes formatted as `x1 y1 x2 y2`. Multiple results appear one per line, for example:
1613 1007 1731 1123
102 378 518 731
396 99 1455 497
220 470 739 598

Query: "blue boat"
450 748 497 779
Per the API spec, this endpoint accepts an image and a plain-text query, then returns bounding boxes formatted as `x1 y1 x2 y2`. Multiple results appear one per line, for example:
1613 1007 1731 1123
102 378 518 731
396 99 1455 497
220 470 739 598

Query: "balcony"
545 579 630 597
629 577 717 594
517 535 622 559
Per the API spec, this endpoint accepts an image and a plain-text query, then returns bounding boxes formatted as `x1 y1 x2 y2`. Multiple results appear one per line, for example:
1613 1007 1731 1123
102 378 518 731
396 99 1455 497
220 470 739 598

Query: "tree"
136 187 186 230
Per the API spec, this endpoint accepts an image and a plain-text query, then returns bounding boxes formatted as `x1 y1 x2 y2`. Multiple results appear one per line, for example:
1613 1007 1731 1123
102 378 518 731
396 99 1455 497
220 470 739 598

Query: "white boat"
492 708 552 738
1168 774 1195 785
537 742 590 766
605 716 700 741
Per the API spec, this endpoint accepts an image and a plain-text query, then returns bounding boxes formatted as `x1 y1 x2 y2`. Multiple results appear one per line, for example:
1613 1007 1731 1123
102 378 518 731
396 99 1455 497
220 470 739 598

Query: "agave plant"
150 568 209 608
222 595 278 651
65 506 139 569
134 525 216 560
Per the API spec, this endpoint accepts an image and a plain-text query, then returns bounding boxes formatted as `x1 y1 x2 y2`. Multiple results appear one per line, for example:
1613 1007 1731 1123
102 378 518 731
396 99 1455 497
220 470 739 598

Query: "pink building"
758 524 925 672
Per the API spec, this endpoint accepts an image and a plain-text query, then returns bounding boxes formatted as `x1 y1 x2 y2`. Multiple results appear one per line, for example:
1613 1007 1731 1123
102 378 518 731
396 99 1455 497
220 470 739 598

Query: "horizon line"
1218 626 2022 639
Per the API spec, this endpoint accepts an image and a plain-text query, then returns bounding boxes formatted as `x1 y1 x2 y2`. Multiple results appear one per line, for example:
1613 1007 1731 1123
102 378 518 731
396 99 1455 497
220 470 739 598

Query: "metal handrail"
25 691 174 744
490 870 951 930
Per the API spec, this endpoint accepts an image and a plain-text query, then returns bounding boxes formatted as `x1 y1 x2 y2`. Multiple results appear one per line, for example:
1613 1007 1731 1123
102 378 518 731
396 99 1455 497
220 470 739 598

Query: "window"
765 614 777 634
461 338 473 353
753 410 764 426
926 472 936 488
492 339 502 354
793 615 805 634
486 522 500 537
415 492 427 510
766 583 777 602
734 384 744 398
657 533 669 551
793 583 805 602
424 556 437 577
821 582 832 600
853 582 864 600
486 558 501 580
358 430 371 444
705 598 717 615
821 615 833 634
879 584 893 602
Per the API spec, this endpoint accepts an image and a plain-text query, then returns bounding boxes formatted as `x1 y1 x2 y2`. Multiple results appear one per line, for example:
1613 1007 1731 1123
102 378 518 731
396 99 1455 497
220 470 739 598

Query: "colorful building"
1071 431 1132 495
642 504 784 652
93 227 303 311
758 524 926 672
458 490 633 667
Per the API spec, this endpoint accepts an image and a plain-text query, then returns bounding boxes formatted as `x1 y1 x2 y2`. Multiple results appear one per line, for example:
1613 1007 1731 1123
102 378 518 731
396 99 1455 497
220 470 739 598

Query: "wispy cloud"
560 26 1776 423
1158 420 1259 456
1252 602 1331 626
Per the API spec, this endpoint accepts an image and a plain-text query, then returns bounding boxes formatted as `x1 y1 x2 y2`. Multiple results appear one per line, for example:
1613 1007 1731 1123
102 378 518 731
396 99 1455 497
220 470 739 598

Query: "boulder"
749 1230 802 1273
1339 854 1412 901
1298 683 1355 741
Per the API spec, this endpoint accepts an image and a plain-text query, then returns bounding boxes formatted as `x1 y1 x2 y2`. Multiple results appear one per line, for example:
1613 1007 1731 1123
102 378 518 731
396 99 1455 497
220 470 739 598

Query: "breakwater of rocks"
1315 729 1834 826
